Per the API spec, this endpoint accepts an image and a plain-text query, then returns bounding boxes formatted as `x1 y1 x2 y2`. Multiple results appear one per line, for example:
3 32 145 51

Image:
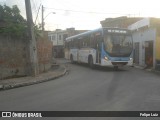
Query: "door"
145 41 153 67
94 33 101 64
134 42 139 64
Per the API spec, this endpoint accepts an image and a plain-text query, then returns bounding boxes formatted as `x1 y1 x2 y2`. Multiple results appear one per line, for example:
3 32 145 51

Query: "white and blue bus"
65 27 133 69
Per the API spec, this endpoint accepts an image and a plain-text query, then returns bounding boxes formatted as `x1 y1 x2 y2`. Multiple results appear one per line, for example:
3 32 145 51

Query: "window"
59 35 61 40
48 36 52 41
90 33 101 48
52 35 56 41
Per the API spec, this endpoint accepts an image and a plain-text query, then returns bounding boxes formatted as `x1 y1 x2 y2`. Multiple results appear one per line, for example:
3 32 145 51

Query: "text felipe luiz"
140 112 158 117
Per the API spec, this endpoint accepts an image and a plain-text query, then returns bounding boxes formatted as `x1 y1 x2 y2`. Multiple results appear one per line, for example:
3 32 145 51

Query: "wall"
155 36 160 70
149 18 160 70
132 28 156 67
0 34 53 80
100 16 142 28
37 37 53 73
0 35 30 79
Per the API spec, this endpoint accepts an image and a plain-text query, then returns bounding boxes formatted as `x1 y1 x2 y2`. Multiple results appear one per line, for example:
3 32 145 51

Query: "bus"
65 27 133 69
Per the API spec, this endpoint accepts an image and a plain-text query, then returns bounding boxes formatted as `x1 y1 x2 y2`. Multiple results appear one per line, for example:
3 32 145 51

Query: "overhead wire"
34 4 41 24
44 7 134 16
31 0 42 25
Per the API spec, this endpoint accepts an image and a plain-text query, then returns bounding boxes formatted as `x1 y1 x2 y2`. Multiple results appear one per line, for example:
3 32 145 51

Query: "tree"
0 5 41 38
0 5 27 37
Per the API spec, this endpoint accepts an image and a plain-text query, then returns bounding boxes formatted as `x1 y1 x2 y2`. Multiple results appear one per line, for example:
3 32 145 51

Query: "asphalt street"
0 59 160 120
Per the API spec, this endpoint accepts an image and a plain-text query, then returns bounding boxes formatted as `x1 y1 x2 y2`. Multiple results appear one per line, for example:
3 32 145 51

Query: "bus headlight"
104 56 109 61
130 58 133 61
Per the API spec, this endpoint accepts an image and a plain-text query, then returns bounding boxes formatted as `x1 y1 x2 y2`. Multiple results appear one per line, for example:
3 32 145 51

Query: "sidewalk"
0 64 66 91
133 64 160 74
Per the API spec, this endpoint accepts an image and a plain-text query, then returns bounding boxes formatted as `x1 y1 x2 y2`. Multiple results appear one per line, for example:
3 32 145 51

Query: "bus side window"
90 34 95 48
74 39 78 48
77 40 79 48
83 41 85 47
73 39 76 48
83 36 86 47
86 35 90 47
95 34 101 50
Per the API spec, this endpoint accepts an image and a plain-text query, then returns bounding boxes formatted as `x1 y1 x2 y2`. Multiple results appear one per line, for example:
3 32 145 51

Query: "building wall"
155 36 160 70
48 28 88 58
0 35 30 79
150 18 160 70
37 38 53 73
48 28 88 46
0 34 53 80
100 16 142 28
48 30 67 46
132 28 156 67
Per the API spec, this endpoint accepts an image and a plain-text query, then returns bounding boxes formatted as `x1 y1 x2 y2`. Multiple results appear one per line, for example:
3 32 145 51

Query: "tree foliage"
0 5 27 37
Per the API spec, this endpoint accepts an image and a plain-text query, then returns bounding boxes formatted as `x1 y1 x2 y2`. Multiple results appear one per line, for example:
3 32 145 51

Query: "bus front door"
96 43 101 64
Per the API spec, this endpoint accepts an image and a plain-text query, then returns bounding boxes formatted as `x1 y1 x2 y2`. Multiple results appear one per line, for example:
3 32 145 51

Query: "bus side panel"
91 49 97 64
79 48 88 63
70 49 78 61
79 48 96 64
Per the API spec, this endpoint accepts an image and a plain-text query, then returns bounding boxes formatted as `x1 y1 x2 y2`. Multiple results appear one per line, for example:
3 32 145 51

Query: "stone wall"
0 35 30 79
37 37 53 73
0 34 53 80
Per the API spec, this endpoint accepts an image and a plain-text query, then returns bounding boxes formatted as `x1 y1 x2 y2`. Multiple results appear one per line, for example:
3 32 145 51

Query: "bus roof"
66 28 102 41
65 27 131 42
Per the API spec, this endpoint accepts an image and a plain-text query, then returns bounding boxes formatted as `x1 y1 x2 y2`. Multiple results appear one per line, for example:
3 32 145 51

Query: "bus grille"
112 62 128 65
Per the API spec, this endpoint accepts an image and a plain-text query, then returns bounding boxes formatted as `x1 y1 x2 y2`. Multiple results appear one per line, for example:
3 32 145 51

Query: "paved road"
0 59 160 120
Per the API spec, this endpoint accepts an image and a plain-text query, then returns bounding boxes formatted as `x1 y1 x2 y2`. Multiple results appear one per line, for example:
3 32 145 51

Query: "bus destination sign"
108 29 127 34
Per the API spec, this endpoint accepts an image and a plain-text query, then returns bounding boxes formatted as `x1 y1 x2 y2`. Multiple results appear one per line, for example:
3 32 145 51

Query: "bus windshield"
104 34 133 57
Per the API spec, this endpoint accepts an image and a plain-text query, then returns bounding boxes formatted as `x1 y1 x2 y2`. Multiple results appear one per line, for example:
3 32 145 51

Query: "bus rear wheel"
89 56 94 69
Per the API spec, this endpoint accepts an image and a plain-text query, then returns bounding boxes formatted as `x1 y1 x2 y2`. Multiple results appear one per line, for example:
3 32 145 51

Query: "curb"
0 65 67 91
133 65 160 74
151 69 160 74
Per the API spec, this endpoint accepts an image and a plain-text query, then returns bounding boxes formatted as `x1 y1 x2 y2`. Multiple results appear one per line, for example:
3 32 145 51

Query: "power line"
31 0 41 24
34 4 41 24
31 0 37 13
44 7 134 16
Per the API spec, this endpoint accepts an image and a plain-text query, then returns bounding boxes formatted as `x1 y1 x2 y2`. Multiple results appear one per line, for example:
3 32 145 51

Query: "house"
100 16 142 28
128 18 160 70
48 28 88 58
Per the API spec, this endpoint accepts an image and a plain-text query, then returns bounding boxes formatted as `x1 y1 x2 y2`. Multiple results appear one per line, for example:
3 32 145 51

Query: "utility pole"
25 0 39 76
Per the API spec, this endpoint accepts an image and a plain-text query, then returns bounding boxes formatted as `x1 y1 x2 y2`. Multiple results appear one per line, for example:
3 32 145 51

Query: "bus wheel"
89 56 94 69
70 55 74 63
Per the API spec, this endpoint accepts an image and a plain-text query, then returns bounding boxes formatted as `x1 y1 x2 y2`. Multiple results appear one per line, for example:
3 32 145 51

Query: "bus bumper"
101 59 133 67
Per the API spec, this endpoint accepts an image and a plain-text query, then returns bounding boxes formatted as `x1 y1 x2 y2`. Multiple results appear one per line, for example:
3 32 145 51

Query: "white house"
128 18 159 69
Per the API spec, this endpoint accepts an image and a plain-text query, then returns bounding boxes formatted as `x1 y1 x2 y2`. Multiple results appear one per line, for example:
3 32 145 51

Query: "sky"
0 0 160 31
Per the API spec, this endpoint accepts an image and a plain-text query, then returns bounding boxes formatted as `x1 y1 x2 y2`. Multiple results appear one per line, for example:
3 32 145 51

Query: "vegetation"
0 5 27 37
0 5 41 38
